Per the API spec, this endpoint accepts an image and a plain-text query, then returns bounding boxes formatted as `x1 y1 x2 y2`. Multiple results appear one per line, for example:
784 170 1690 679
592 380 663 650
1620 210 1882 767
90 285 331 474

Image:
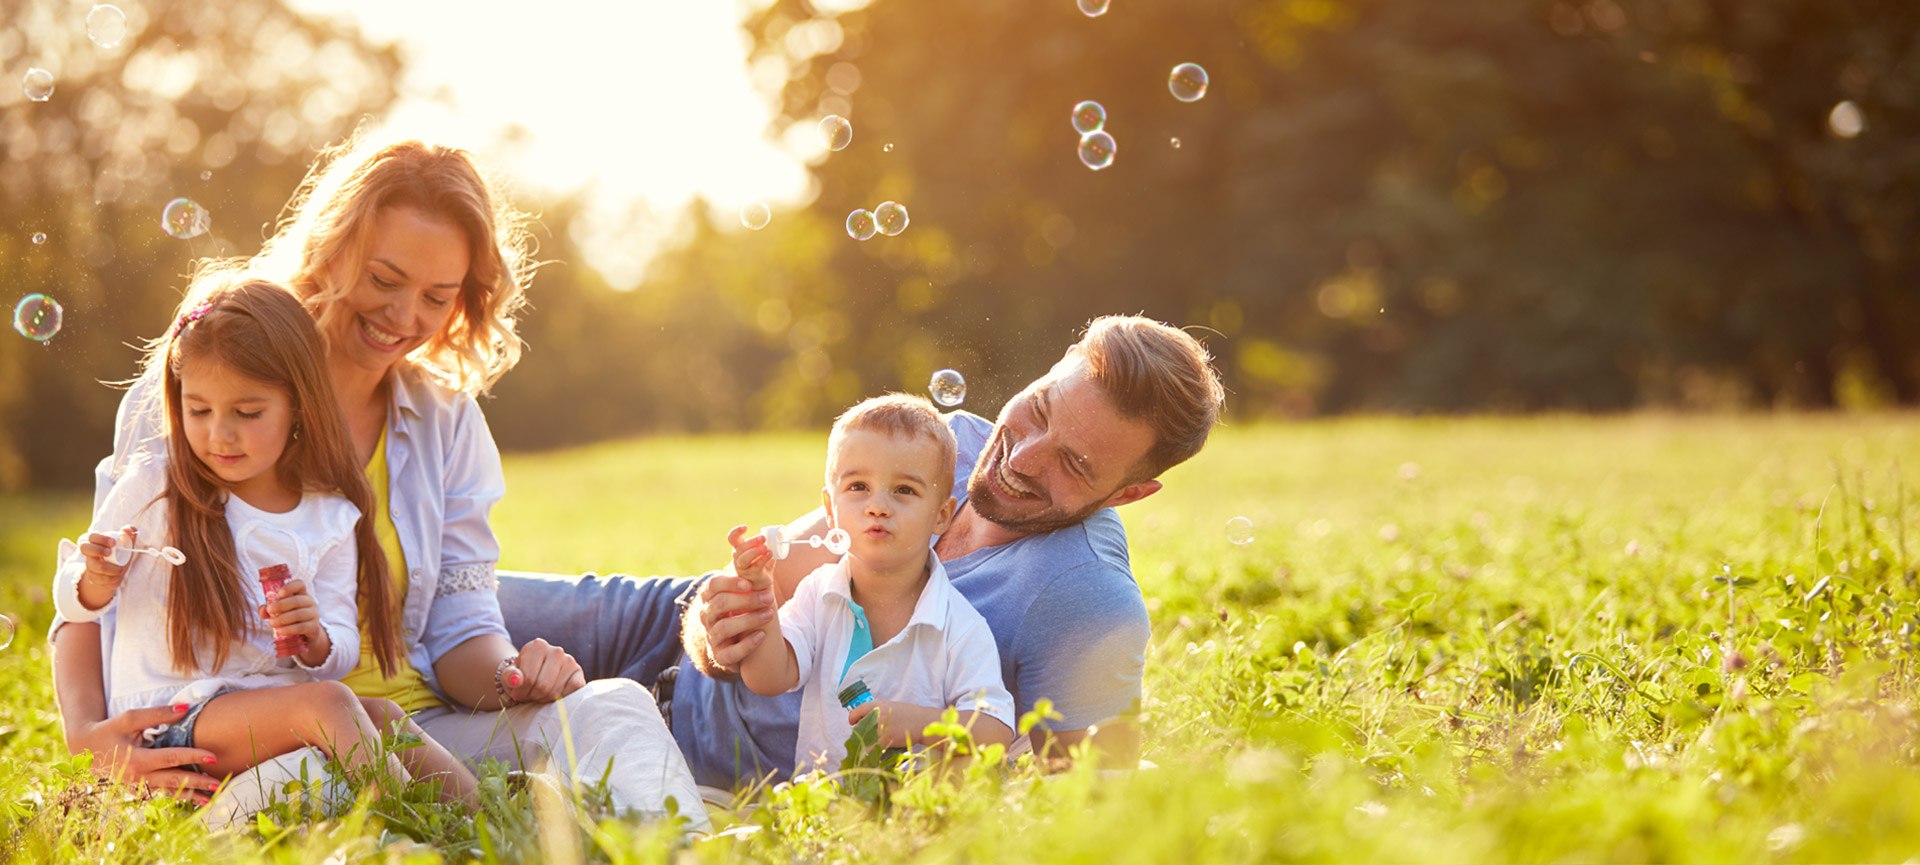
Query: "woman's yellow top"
339 427 446 713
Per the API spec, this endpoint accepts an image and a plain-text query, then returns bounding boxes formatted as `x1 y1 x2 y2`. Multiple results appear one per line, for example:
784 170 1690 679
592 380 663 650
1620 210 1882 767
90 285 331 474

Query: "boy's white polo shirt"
781 549 1015 773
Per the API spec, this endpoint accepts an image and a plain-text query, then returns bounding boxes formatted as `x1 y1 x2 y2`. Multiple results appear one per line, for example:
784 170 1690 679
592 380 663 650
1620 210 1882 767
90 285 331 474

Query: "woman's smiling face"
329 206 471 377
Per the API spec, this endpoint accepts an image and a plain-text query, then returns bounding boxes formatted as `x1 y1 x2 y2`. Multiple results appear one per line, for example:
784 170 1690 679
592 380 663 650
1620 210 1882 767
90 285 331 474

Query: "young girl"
53 279 476 804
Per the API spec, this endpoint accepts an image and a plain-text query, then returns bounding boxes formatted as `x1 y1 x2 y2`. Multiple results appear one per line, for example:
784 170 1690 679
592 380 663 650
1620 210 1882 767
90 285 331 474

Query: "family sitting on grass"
46 133 1226 831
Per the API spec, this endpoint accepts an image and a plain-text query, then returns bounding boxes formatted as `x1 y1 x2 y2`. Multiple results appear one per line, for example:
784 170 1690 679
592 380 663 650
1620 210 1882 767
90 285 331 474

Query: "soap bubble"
1171 137 1182 149
1169 63 1209 102
31 232 47 245
875 201 909 236
846 209 877 240
819 115 853 152
1078 0 1110 16
86 5 128 48
740 201 772 231
1078 131 1116 171
13 294 63 342
161 198 210 239
22 68 53 102
0 614 12 650
1828 100 1864 139
1072 100 1106 135
882 143 894 152
1227 516 1254 545
929 369 966 407
823 528 851 556
199 170 211 181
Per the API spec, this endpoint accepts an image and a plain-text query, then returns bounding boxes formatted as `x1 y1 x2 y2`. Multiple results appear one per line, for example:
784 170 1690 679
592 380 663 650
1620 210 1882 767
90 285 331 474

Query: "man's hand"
67 704 219 803
1030 721 1142 772
504 638 586 704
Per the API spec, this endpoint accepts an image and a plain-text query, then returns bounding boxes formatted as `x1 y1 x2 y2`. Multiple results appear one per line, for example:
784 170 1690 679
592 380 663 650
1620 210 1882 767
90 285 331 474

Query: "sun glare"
285 0 815 287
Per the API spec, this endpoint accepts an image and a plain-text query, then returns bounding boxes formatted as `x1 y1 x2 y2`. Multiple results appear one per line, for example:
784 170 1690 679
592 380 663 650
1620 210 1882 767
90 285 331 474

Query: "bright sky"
285 0 820 288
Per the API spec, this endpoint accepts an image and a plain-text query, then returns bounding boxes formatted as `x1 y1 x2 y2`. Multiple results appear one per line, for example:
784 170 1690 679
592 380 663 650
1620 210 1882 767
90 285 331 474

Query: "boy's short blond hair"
826 394 959 498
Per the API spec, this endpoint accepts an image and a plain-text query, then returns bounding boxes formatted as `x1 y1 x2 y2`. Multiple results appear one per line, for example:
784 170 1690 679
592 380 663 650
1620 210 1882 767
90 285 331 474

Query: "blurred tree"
0 0 398 489
705 0 1919 421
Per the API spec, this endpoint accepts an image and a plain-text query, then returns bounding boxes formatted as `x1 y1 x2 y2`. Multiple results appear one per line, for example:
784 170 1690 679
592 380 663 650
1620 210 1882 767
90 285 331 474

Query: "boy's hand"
260 578 331 667
75 527 134 609
726 525 776 592
848 700 940 748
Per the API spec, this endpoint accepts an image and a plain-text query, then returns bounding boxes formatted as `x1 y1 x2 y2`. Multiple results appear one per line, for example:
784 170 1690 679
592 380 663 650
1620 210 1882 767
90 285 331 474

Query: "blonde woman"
51 134 706 829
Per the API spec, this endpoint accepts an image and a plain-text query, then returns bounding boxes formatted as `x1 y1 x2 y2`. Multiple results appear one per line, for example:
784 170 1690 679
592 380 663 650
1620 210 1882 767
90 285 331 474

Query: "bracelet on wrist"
494 656 520 708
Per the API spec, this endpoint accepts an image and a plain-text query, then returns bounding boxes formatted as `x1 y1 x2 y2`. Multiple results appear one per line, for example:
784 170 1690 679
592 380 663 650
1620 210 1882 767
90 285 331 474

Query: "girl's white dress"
53 455 363 718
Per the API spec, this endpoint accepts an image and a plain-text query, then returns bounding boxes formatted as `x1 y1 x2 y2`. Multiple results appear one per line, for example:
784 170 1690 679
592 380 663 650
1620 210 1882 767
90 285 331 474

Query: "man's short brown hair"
1076 315 1225 482
827 393 959 497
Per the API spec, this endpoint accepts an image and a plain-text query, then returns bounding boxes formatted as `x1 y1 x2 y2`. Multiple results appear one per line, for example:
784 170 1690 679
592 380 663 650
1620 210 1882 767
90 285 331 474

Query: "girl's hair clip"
172 300 214 337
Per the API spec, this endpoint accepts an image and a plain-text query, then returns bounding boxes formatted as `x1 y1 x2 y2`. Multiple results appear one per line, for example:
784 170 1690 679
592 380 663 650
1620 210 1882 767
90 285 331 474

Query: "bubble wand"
757 525 852 560
81 528 187 567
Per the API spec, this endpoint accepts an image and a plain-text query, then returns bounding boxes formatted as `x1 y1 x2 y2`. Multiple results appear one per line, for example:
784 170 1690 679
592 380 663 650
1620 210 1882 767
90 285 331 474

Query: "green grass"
4 414 1920 862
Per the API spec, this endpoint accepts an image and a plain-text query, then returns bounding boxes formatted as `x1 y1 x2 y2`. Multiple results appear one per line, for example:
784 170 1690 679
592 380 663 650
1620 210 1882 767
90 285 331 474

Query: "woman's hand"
67 704 220 803
75 528 133 610
504 638 586 704
261 578 330 667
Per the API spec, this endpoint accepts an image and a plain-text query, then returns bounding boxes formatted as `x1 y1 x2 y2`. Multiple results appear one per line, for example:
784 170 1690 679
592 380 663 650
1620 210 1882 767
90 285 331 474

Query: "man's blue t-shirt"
670 411 1151 787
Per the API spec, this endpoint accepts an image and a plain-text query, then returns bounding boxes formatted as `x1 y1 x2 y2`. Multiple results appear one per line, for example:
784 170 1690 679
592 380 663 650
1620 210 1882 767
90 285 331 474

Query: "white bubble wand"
89 528 187 566
758 525 852 560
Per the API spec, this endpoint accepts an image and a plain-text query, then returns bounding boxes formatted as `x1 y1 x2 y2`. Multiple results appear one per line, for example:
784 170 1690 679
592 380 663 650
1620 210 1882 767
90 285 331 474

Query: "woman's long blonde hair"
160 279 401 676
199 129 536 396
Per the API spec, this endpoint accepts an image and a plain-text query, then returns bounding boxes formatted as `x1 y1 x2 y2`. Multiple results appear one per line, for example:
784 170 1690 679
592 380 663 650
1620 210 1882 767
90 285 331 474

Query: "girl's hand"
75 527 134 609
260 578 331 667
504 638 586 705
848 700 940 749
725 525 775 592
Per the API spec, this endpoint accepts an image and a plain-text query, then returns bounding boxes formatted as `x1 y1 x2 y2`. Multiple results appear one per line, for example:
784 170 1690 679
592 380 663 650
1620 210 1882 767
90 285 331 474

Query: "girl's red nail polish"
172 703 190 713
204 756 216 764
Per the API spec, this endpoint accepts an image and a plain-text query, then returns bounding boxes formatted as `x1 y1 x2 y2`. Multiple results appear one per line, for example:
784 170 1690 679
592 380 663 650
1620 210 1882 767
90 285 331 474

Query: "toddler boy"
730 394 1014 771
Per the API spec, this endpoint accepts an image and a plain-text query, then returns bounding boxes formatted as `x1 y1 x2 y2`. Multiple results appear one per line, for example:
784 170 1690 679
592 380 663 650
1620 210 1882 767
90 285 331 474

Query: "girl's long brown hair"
161 279 401 676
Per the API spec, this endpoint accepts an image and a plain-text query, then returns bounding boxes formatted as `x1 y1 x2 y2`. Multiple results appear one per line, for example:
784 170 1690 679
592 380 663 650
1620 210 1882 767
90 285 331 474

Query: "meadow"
3 414 1919 863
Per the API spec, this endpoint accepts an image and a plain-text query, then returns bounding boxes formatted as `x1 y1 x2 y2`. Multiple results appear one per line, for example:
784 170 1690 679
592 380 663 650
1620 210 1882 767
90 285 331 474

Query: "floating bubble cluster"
819 115 853 152
846 208 877 240
929 369 966 407
740 201 772 231
1072 100 1107 135
1078 131 1116 171
86 4 128 48
13 294 63 342
1169 63 1209 102
1227 516 1254 545
22 68 53 102
31 232 47 245
875 201 909 236
0 614 12 651
161 197 210 239
1078 0 1111 16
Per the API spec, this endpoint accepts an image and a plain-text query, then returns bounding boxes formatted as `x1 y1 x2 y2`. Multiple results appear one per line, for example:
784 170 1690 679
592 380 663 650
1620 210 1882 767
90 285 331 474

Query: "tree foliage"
0 0 398 488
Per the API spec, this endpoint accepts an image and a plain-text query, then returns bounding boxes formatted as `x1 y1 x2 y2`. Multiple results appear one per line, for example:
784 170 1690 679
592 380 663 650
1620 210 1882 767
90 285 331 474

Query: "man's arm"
1012 563 1152 772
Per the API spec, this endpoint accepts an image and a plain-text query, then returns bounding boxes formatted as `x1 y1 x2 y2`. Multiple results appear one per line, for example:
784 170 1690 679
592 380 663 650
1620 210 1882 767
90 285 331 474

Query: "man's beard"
963 435 1108 536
